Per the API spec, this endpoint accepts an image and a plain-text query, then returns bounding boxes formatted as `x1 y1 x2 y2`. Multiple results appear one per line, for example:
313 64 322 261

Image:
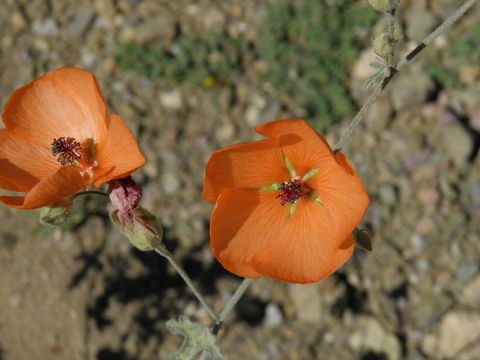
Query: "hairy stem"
157 248 219 322
73 190 108 199
212 278 254 336
333 0 478 152
386 10 396 68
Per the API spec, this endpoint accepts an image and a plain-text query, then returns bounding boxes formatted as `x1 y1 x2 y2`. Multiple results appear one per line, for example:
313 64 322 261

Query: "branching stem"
333 0 478 152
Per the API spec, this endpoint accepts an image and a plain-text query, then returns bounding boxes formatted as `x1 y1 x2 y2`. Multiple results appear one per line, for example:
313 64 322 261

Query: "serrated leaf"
166 317 223 360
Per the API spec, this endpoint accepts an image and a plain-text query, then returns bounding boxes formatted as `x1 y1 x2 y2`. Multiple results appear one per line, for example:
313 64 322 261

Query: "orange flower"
203 119 369 283
0 67 145 209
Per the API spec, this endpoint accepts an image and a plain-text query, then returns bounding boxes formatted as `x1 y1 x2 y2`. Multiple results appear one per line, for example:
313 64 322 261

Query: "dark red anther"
276 176 305 206
51 137 82 166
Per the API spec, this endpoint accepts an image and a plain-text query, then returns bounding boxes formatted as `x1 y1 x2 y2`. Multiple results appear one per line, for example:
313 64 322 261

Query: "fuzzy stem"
212 278 254 335
386 10 396 68
156 248 219 322
333 0 478 152
73 190 109 199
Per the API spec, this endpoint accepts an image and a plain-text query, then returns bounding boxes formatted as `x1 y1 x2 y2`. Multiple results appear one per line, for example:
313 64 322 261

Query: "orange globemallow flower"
203 119 370 284
0 67 145 209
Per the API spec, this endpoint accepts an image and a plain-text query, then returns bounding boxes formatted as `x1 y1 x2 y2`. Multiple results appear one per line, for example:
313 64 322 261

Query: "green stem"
212 278 254 335
398 0 478 70
386 10 396 68
333 0 478 152
73 190 109 199
156 248 219 322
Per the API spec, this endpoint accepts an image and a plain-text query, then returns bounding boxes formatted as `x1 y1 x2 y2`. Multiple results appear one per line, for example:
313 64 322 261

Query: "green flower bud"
373 32 394 57
368 0 400 12
40 201 72 226
110 207 164 252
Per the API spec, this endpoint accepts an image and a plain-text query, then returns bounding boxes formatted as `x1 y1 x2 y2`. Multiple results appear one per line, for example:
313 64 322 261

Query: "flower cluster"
0 69 370 285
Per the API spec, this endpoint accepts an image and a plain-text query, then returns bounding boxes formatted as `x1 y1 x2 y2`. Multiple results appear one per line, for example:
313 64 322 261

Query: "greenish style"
114 0 376 131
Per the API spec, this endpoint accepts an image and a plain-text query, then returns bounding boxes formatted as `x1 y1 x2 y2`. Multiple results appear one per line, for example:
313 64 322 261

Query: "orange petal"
249 194 354 283
0 129 58 192
0 167 85 209
2 67 109 146
210 188 353 282
93 114 146 187
255 119 336 176
308 160 370 245
203 135 302 203
210 188 288 278
252 233 355 284
334 152 358 176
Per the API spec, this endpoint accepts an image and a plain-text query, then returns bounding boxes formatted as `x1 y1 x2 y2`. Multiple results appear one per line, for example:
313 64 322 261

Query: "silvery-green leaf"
166 317 223 360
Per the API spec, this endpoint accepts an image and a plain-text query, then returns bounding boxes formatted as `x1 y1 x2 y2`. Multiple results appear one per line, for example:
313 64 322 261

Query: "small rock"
391 70 435 111
460 275 480 307
160 90 184 111
124 15 175 45
94 0 117 19
215 122 235 143
379 184 397 206
289 284 322 324
405 9 439 42
416 187 440 208
352 48 378 80
423 311 480 359
349 316 401 360
441 122 472 165
31 18 59 37
67 5 95 38
264 303 283 327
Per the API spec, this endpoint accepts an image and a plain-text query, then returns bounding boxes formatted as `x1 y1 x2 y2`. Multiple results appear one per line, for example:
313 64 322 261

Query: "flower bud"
368 0 400 12
373 33 394 58
40 200 72 226
108 177 164 252
110 206 164 251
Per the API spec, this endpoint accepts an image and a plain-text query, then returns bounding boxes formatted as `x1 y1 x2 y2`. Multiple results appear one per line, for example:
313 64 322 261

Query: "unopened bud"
40 200 72 226
368 0 400 12
110 206 164 251
373 33 394 58
108 177 165 252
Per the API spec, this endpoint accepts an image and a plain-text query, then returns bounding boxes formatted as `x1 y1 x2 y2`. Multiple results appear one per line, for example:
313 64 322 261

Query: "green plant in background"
115 31 246 88
115 0 376 131
453 22 480 66
257 0 376 130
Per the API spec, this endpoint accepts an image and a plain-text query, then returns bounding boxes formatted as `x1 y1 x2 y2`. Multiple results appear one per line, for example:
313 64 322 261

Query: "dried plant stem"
157 249 219 322
333 0 478 152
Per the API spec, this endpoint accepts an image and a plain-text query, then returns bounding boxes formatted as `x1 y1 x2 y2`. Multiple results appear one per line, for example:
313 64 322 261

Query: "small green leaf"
166 317 223 360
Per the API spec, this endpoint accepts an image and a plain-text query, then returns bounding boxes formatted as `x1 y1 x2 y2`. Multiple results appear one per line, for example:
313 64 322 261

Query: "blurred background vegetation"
115 0 377 131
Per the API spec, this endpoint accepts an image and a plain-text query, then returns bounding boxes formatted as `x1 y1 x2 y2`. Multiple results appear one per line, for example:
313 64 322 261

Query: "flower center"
51 137 82 166
276 176 305 206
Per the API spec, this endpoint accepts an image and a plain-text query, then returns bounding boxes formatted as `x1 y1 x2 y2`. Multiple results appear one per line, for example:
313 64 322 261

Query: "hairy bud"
108 177 164 251
368 0 400 12
373 33 394 58
40 200 72 226
110 206 164 251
